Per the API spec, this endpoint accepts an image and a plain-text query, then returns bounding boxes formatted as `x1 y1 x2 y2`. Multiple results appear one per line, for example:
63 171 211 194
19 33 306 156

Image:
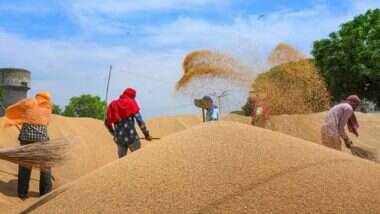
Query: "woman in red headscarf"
321 95 361 151
105 88 152 158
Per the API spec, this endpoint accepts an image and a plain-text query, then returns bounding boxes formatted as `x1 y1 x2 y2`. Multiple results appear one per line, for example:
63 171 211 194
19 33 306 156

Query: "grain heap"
224 112 380 162
142 115 202 138
253 59 331 115
266 112 380 162
268 43 305 66
27 122 380 213
0 114 202 213
176 50 253 90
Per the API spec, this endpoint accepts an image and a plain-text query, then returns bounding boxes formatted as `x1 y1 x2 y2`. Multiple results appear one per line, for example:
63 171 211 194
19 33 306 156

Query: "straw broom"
349 141 379 162
0 104 73 168
0 138 72 168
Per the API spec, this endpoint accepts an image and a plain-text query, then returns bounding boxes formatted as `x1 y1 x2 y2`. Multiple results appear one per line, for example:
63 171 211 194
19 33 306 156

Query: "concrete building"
0 68 31 115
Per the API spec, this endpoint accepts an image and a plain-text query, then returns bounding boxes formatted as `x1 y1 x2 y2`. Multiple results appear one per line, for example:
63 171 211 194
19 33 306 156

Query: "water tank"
0 68 31 115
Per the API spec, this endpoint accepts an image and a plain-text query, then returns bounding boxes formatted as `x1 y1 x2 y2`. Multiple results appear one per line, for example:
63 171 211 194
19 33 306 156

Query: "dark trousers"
18 166 52 197
116 141 141 158
18 140 52 197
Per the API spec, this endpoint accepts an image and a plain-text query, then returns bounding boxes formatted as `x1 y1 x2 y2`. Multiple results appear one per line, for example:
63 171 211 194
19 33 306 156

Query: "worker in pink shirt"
321 95 361 151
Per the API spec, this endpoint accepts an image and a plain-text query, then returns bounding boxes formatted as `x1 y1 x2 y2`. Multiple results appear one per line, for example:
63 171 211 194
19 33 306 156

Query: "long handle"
139 137 160 140
104 65 112 119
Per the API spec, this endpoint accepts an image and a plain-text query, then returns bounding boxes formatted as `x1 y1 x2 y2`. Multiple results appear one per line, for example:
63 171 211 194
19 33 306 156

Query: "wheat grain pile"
26 121 380 213
253 59 331 115
266 112 380 161
0 114 202 213
268 43 306 66
142 115 202 138
225 112 380 162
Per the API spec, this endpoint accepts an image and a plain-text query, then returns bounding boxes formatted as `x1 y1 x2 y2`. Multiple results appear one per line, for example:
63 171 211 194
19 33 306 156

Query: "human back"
105 88 151 158
324 103 353 132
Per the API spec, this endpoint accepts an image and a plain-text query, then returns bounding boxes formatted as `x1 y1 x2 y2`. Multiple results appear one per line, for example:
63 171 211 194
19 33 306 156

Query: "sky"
0 0 379 118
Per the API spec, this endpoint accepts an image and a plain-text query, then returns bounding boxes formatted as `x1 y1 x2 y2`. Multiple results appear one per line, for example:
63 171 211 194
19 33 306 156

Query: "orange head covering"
35 91 52 109
3 91 52 127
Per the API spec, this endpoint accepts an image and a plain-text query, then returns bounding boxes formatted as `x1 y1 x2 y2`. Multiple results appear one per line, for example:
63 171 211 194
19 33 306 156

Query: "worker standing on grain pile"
105 88 152 158
250 91 271 127
203 96 219 121
321 95 361 151
251 99 270 127
4 92 53 199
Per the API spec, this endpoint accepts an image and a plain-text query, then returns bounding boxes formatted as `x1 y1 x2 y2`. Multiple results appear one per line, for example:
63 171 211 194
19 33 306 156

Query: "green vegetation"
312 9 380 105
52 104 62 115
63 94 106 120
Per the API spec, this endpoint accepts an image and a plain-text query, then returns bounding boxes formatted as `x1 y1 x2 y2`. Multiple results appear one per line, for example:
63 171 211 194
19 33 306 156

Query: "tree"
312 9 380 105
52 104 62 115
63 94 105 120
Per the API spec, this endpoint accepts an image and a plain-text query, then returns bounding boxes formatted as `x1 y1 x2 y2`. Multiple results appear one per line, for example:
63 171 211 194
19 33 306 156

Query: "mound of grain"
176 50 252 90
267 112 380 161
0 114 203 213
267 112 380 145
223 112 252 124
27 121 380 213
144 115 202 138
253 59 331 115
224 112 380 162
268 43 305 66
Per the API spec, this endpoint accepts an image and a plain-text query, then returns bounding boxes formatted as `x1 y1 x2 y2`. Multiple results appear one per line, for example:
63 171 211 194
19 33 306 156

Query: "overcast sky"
0 0 379 118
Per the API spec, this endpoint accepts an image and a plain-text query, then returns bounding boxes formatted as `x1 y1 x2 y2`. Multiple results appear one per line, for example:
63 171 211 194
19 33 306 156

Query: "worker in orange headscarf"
4 92 53 199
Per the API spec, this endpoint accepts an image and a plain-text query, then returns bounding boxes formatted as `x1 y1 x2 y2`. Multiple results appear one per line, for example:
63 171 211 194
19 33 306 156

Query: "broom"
0 103 74 168
0 138 73 168
349 141 379 162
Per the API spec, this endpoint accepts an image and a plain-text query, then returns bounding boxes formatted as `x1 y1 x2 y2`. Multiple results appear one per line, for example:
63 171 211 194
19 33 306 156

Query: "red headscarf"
106 88 140 126
346 95 361 136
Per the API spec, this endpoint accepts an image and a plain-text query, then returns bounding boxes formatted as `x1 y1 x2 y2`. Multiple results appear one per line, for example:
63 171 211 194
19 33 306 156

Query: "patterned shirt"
112 112 149 146
18 123 49 143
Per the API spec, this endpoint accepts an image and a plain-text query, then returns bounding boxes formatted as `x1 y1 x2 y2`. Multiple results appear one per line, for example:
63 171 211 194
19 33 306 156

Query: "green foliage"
312 9 380 105
0 88 3 103
63 94 106 120
52 104 62 115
